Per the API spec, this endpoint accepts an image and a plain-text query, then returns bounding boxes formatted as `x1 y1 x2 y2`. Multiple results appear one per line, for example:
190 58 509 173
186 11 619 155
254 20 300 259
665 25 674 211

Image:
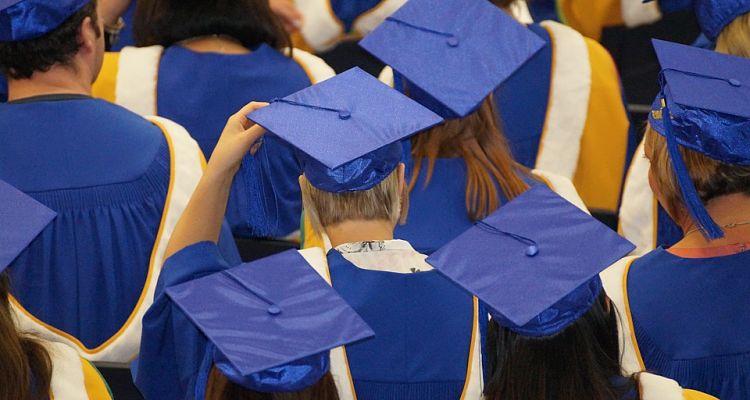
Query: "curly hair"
0 0 100 80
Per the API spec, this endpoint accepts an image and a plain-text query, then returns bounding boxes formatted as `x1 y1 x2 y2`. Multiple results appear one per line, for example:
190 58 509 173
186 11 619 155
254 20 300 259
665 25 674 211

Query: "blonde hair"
715 11 750 58
300 168 406 234
644 126 750 218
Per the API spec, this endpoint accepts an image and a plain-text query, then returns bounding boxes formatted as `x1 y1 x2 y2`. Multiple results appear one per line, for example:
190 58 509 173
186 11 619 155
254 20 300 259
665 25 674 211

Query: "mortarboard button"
249 68 443 193
267 305 282 315
729 78 742 87
526 245 539 257
446 36 460 47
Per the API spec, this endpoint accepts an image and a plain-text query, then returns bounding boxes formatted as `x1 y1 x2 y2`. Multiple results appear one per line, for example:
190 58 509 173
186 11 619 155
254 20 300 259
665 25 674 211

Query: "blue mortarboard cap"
649 39 750 239
0 0 89 42
248 67 443 193
166 249 374 394
695 0 750 41
0 179 56 273
427 185 635 337
359 0 545 118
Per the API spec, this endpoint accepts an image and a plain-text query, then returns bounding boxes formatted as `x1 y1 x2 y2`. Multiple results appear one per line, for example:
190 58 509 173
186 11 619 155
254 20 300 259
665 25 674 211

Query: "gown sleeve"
134 236 239 400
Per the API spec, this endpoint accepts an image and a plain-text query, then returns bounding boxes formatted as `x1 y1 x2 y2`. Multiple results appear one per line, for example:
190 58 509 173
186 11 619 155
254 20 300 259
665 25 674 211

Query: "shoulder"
639 372 717 400
45 341 112 400
284 48 336 84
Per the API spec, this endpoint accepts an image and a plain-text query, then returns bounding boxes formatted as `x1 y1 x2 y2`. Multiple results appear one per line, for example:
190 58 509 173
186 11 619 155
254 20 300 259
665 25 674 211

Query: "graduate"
354 0 586 255
620 0 750 254
0 0 239 363
603 40 750 400
428 185 717 400
137 238 373 399
0 180 112 400
92 0 334 241
525 0 690 41
151 69 486 399
491 0 635 224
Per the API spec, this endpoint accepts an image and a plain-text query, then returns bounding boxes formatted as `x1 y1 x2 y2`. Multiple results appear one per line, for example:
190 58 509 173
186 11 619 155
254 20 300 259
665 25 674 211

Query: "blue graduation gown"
327 250 476 399
155 44 313 238
0 96 239 353
627 248 750 400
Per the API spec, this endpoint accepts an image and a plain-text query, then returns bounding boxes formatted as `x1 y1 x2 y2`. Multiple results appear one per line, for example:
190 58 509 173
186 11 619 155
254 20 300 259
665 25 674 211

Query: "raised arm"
165 102 268 259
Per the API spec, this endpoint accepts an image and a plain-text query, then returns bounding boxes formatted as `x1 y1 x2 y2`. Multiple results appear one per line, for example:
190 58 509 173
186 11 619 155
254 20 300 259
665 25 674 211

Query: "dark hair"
0 273 53 400
204 367 341 400
491 0 517 7
0 0 100 79
484 293 639 400
133 0 290 50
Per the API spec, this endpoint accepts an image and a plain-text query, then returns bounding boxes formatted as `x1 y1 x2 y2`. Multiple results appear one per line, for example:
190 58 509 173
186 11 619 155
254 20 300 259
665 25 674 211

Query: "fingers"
231 101 269 130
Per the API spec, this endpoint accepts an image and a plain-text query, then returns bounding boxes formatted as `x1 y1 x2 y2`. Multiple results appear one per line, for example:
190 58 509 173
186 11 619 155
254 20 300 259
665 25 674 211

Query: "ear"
397 163 406 192
78 16 98 55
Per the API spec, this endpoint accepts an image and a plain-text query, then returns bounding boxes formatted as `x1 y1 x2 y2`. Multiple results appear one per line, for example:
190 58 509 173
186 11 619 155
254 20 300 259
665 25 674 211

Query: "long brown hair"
133 0 291 50
0 273 52 400
204 366 341 400
715 12 750 58
409 97 532 221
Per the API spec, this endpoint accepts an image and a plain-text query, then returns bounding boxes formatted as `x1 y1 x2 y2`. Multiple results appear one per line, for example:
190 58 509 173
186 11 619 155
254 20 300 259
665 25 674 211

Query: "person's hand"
206 102 269 181
270 0 303 33
99 0 132 26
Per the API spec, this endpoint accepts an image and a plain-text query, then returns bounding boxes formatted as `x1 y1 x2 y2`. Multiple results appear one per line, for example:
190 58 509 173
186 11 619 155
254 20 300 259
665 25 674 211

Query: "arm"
164 102 268 259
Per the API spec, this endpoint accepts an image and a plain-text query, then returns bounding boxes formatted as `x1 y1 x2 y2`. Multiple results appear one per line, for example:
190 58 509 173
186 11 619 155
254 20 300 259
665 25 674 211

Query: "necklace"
684 220 750 237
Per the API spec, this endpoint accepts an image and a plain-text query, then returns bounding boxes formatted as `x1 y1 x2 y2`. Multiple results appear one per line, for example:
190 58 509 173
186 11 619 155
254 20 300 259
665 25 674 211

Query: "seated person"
430 185 716 400
0 180 112 399
358 0 586 254
0 0 238 363
620 0 750 254
604 40 750 400
93 0 334 240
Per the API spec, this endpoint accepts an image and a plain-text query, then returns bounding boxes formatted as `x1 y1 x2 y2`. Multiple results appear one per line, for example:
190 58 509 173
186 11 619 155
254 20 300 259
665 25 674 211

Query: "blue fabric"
0 96 240 351
629 248 750 400
656 205 683 248
156 44 311 238
395 158 535 255
695 0 750 40
0 0 88 41
330 0 382 32
494 24 552 168
0 75 7 102
327 250 474 400
526 0 559 23
110 0 135 51
0 97 165 348
135 241 242 400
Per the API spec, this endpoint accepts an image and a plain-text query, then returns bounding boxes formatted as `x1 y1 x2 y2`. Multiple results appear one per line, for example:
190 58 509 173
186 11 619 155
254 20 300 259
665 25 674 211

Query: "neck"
674 193 750 248
179 35 251 55
325 219 396 248
7 65 91 102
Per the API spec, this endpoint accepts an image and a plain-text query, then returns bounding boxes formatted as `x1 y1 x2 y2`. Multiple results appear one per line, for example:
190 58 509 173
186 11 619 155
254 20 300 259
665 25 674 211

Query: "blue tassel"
662 102 724 240
242 143 279 238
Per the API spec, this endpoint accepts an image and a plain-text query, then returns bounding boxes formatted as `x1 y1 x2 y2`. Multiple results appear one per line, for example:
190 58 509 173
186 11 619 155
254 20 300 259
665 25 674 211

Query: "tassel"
242 142 279 238
662 101 724 240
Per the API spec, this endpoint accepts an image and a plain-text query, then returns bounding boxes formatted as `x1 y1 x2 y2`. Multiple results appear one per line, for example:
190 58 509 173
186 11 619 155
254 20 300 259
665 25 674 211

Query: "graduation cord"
221 269 282 315
271 98 351 120
385 17 460 47
660 68 742 88
474 221 539 257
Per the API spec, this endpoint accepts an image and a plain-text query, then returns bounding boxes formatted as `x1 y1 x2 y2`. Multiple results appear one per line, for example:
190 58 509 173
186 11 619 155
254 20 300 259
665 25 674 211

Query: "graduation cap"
695 0 750 40
359 0 545 119
166 249 374 394
248 67 443 193
0 179 56 273
426 185 635 337
649 39 750 239
0 0 90 42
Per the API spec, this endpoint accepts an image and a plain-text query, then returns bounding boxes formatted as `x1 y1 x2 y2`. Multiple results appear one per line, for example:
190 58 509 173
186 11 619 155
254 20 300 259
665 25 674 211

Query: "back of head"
484 293 636 400
133 0 289 50
300 167 406 234
0 0 100 80
0 273 52 400
644 125 750 221
410 96 531 221
205 365 341 400
715 11 750 58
